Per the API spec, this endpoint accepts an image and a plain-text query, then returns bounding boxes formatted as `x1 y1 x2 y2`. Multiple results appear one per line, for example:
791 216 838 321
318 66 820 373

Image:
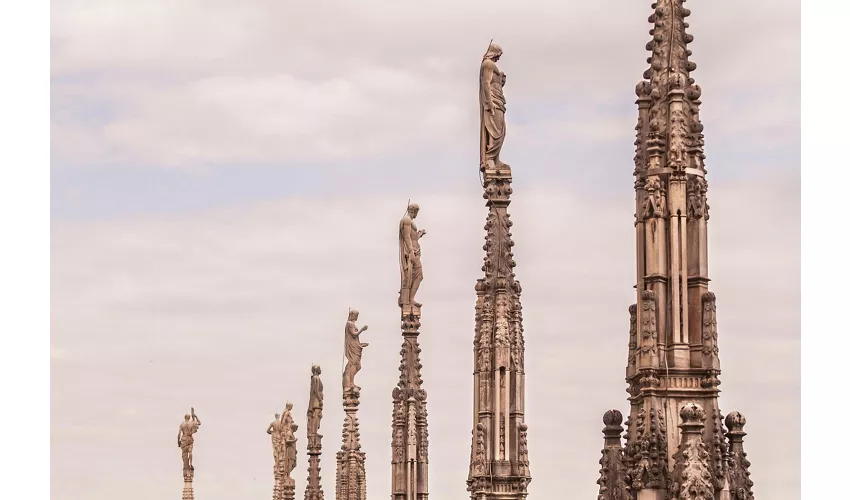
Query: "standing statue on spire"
480 42 509 170
343 309 369 394
399 203 426 315
307 364 324 448
267 411 283 471
280 403 297 480
177 407 201 473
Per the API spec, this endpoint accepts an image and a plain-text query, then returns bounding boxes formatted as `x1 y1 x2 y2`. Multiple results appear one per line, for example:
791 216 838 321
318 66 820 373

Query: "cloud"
50 0 799 169
51 174 799 499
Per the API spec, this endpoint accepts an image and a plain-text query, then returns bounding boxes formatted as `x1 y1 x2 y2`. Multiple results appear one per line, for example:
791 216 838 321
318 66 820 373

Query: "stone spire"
596 410 630 500
392 204 430 500
610 1 755 499
305 365 326 500
336 309 367 500
725 412 754 500
468 42 531 500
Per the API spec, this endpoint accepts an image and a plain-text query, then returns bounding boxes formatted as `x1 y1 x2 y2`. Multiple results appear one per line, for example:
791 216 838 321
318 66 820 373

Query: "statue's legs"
409 263 423 307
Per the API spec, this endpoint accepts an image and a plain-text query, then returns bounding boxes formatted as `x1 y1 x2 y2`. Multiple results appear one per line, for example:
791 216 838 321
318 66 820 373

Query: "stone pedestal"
182 469 195 500
272 468 281 500
281 477 295 500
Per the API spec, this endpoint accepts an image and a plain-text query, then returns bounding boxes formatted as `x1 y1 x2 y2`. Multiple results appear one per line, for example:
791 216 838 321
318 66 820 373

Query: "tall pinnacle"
392 203 430 500
336 310 367 500
305 365 325 500
600 2 757 499
468 42 530 500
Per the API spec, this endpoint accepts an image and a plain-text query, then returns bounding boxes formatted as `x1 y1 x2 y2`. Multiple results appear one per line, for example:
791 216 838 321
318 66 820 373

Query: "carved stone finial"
603 409 624 429
636 80 652 99
669 402 714 500
725 411 754 500
597 411 628 500
679 402 706 426
725 411 746 436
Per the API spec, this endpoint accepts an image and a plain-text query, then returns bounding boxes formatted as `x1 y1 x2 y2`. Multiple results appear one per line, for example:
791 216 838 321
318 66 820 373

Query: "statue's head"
312 364 321 375
285 402 293 410
348 308 359 321
184 414 191 421
407 203 420 218
485 43 503 62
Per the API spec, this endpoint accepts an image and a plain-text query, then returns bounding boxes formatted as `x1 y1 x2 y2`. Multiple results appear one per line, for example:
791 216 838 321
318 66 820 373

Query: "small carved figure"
399 203 426 312
267 411 283 470
307 364 324 446
177 408 201 472
479 42 509 170
343 309 369 394
280 403 298 479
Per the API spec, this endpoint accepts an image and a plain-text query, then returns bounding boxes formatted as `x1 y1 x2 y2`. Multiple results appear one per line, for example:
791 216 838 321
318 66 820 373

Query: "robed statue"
279 403 298 479
342 309 369 394
398 203 426 314
307 364 324 447
480 42 509 170
177 407 201 473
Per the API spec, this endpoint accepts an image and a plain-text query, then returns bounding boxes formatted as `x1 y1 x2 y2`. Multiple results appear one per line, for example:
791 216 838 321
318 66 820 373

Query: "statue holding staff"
480 42 509 170
398 203 426 313
343 309 369 394
177 407 201 472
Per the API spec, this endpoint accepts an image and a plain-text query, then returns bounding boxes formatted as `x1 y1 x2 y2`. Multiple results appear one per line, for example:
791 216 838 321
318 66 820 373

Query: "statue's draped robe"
344 321 363 391
398 216 422 300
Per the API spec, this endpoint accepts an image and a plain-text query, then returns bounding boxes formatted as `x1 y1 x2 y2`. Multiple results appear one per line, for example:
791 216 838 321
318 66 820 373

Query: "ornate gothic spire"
305 366 325 500
468 42 530 500
603 2 756 498
336 310 367 500
392 211 430 500
725 412 755 500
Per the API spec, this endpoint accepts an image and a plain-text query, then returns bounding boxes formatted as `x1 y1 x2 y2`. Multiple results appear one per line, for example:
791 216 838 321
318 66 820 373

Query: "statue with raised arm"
177 407 201 473
307 364 324 447
281 405 298 480
343 309 369 394
267 411 283 471
398 203 426 314
479 42 509 170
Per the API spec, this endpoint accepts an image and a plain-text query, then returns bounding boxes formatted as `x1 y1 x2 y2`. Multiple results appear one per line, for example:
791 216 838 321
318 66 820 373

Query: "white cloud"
51 176 799 499
50 0 799 168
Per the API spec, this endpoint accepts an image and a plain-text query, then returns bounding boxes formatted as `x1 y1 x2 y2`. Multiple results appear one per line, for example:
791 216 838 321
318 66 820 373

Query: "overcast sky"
50 1 800 499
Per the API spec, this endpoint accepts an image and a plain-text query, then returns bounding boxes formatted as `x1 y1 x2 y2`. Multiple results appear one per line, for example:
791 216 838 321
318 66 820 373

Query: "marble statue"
398 203 426 312
307 364 324 446
479 42 509 170
343 309 369 394
177 408 201 472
